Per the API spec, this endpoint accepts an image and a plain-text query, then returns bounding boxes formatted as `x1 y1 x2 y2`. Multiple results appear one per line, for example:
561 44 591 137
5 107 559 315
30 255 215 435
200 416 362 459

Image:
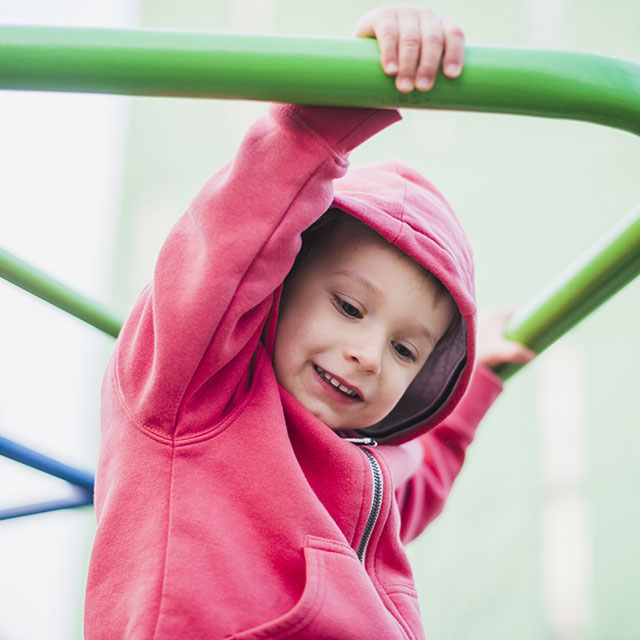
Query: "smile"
313 365 361 400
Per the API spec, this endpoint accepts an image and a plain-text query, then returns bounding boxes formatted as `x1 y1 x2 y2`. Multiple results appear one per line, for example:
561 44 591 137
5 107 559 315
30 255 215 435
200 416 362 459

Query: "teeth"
315 366 358 398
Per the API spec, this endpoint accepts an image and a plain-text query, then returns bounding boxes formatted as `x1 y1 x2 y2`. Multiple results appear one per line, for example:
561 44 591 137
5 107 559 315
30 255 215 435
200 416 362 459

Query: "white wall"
0 2 138 638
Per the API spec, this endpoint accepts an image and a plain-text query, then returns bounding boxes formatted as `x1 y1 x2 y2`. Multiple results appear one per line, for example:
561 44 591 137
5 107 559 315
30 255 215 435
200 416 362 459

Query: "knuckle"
425 32 444 48
418 63 438 78
399 33 421 48
422 35 444 57
441 16 465 39
377 25 398 39
448 24 465 40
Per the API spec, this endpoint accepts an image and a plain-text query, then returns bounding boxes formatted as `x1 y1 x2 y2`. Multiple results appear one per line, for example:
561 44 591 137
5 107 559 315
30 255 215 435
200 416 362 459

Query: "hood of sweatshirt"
330 161 476 445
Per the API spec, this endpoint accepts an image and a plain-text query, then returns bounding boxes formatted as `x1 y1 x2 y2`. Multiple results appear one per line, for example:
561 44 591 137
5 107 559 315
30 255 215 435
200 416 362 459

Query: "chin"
307 406 349 431
321 415 371 432
311 410 342 430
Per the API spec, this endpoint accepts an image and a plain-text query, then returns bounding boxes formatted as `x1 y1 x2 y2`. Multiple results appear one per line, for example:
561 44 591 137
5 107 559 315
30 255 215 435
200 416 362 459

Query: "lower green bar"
493 206 640 380
0 247 123 338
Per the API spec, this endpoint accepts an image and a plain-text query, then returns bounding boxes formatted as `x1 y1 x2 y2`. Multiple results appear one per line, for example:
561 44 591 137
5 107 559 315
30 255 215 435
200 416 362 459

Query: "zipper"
344 439 412 640
345 437 383 566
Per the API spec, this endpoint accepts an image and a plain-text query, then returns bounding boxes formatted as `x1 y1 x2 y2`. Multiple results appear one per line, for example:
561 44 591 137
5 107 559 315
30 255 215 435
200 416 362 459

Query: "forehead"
305 219 443 306
317 219 430 279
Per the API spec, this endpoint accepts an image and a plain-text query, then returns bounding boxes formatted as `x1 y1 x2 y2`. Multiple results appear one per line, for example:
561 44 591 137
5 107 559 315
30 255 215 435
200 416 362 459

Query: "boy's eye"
392 341 416 362
334 296 362 319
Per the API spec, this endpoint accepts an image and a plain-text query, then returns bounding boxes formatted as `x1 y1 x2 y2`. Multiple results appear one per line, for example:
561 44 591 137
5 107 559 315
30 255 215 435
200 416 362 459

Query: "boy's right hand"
353 5 465 93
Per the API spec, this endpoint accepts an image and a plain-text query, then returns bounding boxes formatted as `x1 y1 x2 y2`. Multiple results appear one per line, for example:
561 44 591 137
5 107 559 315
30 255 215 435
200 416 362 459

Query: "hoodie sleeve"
395 365 503 544
112 105 401 439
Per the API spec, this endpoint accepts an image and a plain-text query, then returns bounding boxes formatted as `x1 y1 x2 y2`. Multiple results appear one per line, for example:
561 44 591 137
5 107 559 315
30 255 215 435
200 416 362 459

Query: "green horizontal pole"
0 247 123 338
493 205 640 381
0 26 639 135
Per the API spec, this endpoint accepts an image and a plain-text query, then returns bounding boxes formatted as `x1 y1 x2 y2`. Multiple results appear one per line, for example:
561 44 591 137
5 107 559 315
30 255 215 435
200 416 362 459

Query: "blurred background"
0 0 638 638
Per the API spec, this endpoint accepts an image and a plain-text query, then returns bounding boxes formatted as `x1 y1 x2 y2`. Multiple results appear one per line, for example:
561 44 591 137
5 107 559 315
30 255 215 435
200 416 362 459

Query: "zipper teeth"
356 448 383 565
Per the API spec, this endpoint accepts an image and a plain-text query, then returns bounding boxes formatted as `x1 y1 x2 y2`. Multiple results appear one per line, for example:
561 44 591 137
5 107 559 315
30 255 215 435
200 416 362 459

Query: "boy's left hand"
353 5 465 93
476 308 536 369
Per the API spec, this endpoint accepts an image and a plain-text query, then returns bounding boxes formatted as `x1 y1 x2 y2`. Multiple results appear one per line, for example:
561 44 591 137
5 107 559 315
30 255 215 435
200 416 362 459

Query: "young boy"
85 6 533 639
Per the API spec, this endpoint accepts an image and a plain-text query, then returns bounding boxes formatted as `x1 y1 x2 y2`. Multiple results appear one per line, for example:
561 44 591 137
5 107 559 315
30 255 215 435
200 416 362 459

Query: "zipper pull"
343 437 378 447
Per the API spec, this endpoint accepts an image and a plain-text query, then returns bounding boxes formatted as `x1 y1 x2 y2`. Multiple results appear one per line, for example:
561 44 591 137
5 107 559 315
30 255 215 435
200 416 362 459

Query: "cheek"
381 381 407 411
273 302 324 370
272 313 298 383
376 364 418 412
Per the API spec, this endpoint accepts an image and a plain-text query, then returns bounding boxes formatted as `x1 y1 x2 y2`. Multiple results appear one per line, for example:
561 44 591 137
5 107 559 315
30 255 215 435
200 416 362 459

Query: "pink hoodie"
85 105 503 639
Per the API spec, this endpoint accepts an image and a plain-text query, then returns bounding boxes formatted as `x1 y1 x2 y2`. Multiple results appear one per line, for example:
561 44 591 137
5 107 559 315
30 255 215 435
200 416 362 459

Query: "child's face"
273 221 456 430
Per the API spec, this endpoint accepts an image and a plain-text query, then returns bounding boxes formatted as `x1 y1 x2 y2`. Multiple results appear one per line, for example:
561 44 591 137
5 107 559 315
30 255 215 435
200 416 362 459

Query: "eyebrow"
332 270 383 299
331 269 438 346
412 322 437 347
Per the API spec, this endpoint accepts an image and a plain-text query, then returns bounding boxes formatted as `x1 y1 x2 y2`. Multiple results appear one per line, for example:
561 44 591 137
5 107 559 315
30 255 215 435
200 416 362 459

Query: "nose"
344 333 384 375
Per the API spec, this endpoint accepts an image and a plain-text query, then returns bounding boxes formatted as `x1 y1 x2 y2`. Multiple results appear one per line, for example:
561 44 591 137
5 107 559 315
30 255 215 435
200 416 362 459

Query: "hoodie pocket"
225 535 412 640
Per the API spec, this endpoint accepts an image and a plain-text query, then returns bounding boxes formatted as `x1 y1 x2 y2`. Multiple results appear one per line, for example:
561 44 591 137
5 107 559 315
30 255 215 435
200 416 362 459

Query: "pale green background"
0 0 638 638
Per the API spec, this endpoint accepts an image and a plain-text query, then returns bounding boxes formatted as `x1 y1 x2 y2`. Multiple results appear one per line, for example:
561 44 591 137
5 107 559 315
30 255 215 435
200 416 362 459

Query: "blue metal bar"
0 489 93 521
0 433 94 492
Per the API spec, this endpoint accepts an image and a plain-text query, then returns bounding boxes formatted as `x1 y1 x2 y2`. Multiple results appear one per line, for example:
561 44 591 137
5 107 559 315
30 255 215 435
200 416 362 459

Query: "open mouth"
314 365 361 400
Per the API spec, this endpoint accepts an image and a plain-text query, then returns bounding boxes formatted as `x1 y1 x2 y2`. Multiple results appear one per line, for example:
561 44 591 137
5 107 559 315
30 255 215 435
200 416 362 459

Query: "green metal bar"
0 247 123 338
0 26 639 135
493 205 640 381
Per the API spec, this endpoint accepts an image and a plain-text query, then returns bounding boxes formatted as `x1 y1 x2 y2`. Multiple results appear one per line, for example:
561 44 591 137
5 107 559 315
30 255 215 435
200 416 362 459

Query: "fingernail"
385 62 398 74
415 77 433 91
397 77 413 92
445 63 460 77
